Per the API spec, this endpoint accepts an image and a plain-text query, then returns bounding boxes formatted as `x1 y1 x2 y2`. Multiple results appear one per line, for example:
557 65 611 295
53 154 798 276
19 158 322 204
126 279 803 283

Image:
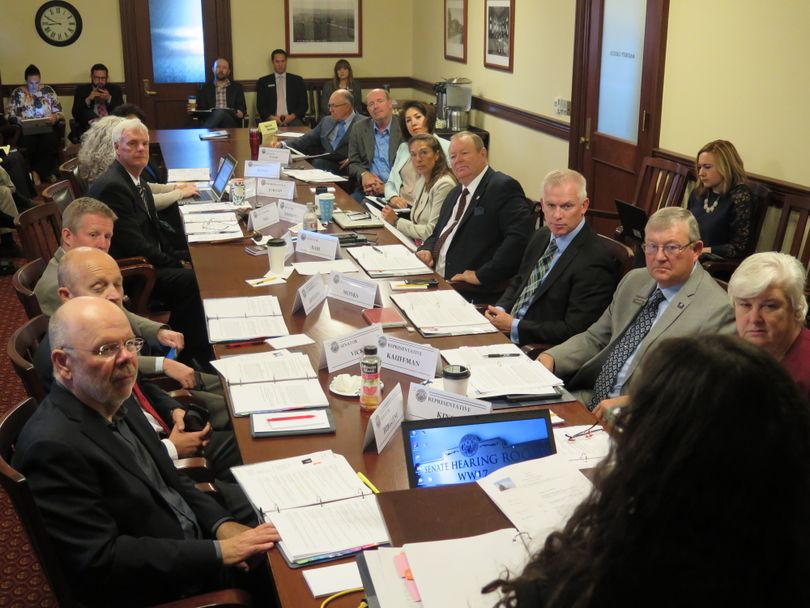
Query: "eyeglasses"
565 422 604 441
641 241 695 256
327 102 349 109
62 337 145 358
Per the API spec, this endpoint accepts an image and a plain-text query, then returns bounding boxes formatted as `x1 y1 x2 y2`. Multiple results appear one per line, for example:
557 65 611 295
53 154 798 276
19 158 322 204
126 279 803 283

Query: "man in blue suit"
271 89 365 173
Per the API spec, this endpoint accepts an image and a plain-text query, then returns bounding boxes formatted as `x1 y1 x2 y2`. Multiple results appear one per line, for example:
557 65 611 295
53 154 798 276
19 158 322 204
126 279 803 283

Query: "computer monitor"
401 409 556 488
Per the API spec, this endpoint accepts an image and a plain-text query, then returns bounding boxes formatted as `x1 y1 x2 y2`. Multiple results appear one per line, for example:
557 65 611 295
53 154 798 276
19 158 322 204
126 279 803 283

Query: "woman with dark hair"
486 335 810 607
380 133 455 243
687 139 754 259
384 100 450 208
320 59 363 116
9 64 64 183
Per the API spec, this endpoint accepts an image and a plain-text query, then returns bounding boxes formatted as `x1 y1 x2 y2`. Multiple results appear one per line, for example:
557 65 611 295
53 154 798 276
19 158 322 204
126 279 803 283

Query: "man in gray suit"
271 89 365 174
347 88 404 200
539 207 735 416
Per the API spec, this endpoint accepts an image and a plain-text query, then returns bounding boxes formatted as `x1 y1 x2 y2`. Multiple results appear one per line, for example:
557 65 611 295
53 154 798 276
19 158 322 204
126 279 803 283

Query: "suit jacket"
418 167 532 287
294 114 366 163
88 161 184 268
255 72 308 121
346 116 405 181
72 83 125 131
13 383 227 607
196 80 247 116
546 264 736 396
497 223 618 345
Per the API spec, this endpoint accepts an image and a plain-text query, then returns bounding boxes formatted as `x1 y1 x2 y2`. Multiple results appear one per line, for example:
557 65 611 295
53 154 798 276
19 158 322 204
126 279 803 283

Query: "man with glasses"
72 63 124 135
269 89 365 173
14 297 280 606
539 207 735 413
484 169 618 345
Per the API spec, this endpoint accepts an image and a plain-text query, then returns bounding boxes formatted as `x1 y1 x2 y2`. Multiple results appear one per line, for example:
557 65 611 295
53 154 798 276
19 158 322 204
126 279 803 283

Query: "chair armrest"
176 457 214 482
166 389 194 406
144 376 184 393
701 259 741 279
151 588 253 608
521 343 554 360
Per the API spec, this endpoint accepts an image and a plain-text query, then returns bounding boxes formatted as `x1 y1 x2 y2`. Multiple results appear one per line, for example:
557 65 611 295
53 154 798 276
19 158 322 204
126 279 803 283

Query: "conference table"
150 128 596 607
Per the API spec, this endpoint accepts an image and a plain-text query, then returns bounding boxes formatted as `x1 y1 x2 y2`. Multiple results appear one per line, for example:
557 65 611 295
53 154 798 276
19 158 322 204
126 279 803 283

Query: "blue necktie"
332 121 346 149
511 239 558 316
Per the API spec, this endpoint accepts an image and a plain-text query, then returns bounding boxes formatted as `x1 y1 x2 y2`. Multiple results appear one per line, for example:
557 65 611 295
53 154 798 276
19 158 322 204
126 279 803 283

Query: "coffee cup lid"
443 364 470 379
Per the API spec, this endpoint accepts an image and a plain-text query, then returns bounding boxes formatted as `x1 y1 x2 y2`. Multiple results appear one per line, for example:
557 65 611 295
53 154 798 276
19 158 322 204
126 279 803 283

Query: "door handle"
579 117 591 150
143 79 157 96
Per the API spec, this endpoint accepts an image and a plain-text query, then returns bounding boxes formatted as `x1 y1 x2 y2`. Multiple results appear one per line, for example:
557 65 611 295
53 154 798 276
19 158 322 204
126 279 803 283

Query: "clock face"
35 1 83 47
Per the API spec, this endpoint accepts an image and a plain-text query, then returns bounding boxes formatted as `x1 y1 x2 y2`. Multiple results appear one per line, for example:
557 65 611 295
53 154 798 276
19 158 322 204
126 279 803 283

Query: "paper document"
358 548 422 608
477 455 592 543
367 205 418 251
303 562 363 598
230 378 328 416
276 131 304 138
284 168 348 182
187 231 244 243
180 202 250 214
347 244 431 277
207 316 289 342
211 350 316 384
252 409 332 434
204 295 282 318
391 290 498 337
167 167 210 182
292 259 359 276
553 425 611 469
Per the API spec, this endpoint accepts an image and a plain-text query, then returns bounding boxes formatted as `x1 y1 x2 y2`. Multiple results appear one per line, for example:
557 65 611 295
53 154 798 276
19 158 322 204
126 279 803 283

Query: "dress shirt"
608 265 698 397
436 166 488 277
370 119 393 182
275 73 288 116
505 217 587 343
328 111 356 149
214 79 229 108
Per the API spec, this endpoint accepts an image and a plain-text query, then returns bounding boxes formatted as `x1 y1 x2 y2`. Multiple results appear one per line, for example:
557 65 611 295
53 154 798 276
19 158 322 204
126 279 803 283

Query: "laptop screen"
211 154 237 199
402 410 556 488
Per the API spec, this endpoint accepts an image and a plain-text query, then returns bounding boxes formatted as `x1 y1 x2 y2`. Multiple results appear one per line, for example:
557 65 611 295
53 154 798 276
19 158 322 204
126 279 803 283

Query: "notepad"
203 296 288 342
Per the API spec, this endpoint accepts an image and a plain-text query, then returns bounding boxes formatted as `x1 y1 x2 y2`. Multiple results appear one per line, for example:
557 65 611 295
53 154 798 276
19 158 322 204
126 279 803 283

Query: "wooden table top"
154 127 596 607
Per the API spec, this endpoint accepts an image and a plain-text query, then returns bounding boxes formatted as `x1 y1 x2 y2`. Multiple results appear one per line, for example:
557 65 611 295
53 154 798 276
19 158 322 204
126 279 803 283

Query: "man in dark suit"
485 169 618 346
271 89 365 173
193 58 246 129
72 63 124 134
346 88 405 201
255 49 308 126
416 131 531 299
87 118 211 364
13 298 280 607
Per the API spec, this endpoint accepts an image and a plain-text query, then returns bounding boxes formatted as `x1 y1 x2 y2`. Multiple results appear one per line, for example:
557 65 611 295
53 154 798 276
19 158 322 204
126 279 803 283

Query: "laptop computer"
614 199 648 242
332 210 384 229
179 153 237 204
21 117 53 136
402 409 556 488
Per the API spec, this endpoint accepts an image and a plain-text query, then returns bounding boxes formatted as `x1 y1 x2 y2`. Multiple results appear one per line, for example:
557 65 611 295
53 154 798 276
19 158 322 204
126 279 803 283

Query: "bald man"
194 58 246 128
14 298 279 606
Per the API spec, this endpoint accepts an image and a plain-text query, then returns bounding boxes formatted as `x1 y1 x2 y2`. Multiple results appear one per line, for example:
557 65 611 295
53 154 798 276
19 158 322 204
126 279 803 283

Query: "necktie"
276 76 286 116
510 239 559 316
132 382 171 435
332 120 346 149
136 183 150 215
588 288 666 409
432 188 470 261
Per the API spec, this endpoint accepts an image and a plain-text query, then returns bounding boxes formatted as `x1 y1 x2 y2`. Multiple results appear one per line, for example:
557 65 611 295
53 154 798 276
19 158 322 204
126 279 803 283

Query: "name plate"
406 383 491 420
258 120 278 136
257 178 296 200
258 146 292 166
362 383 404 453
278 199 307 224
296 230 339 260
291 273 327 315
321 324 383 372
328 272 380 308
247 202 279 231
378 336 438 382
245 160 281 179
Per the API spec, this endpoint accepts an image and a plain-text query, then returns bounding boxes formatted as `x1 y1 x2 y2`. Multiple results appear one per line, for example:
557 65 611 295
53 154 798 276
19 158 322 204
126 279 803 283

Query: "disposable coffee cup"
318 193 335 224
442 364 471 395
230 179 245 205
187 96 197 111
267 238 286 274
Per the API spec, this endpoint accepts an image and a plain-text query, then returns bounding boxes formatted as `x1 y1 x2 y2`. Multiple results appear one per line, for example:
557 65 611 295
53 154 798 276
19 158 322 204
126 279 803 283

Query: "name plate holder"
244 160 281 179
278 199 308 224
257 179 296 200
378 336 438 382
320 324 384 372
406 382 491 420
259 146 292 166
327 272 380 308
247 202 280 232
296 230 340 260
291 273 327 315
362 383 404 453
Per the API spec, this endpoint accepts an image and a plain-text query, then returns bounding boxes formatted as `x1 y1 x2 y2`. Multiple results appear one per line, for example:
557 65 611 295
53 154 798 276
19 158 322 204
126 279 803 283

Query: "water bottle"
359 345 382 411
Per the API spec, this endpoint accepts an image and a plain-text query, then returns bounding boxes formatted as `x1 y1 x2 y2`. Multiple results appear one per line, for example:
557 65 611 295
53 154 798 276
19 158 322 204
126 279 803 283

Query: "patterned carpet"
0 263 57 606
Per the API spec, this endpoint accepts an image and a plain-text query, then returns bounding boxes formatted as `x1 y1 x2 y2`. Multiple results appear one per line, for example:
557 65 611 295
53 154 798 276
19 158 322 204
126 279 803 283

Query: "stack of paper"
182 211 243 242
366 205 417 251
179 201 251 214
284 168 348 183
203 295 289 342
167 167 210 182
440 344 563 398
347 244 432 278
553 425 611 470
390 290 498 337
232 451 390 566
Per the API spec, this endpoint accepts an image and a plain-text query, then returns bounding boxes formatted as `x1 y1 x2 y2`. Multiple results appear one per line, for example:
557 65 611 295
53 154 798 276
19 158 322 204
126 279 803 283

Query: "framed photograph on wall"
444 0 468 63
484 0 515 72
285 0 362 57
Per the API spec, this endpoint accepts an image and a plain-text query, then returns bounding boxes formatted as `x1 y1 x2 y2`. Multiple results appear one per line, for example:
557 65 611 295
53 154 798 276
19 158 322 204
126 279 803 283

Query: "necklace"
703 192 720 214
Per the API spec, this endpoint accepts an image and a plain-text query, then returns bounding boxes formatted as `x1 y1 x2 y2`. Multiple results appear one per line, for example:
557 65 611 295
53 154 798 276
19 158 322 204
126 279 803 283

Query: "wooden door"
119 0 232 129
569 0 669 234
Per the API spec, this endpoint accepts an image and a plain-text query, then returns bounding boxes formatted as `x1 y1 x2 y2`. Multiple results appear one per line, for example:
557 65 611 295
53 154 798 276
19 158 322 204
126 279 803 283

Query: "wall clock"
35 1 83 47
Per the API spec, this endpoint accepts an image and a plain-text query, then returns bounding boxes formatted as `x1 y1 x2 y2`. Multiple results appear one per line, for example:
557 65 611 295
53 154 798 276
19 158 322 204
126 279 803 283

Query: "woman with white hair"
77 115 197 209
728 251 809 400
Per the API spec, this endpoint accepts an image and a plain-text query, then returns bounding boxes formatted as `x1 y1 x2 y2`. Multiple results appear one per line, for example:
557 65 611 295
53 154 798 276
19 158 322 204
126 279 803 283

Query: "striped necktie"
510 239 559 316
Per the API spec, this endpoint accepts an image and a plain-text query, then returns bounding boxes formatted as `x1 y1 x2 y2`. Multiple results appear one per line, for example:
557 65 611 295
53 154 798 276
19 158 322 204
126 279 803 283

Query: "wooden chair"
7 315 49 403
772 193 810 269
57 157 87 197
0 398 252 608
14 202 62 262
118 256 159 317
40 180 75 214
11 257 46 319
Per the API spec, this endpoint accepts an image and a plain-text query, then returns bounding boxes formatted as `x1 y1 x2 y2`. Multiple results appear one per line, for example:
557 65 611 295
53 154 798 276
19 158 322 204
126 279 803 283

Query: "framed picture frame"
284 0 362 57
444 0 468 63
484 0 515 72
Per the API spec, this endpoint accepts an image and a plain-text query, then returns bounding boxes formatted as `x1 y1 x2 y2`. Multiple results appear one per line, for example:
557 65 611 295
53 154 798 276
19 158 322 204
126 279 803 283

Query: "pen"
252 276 278 285
266 414 317 422
225 339 267 349
356 471 380 494
371 245 383 253
485 353 521 358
